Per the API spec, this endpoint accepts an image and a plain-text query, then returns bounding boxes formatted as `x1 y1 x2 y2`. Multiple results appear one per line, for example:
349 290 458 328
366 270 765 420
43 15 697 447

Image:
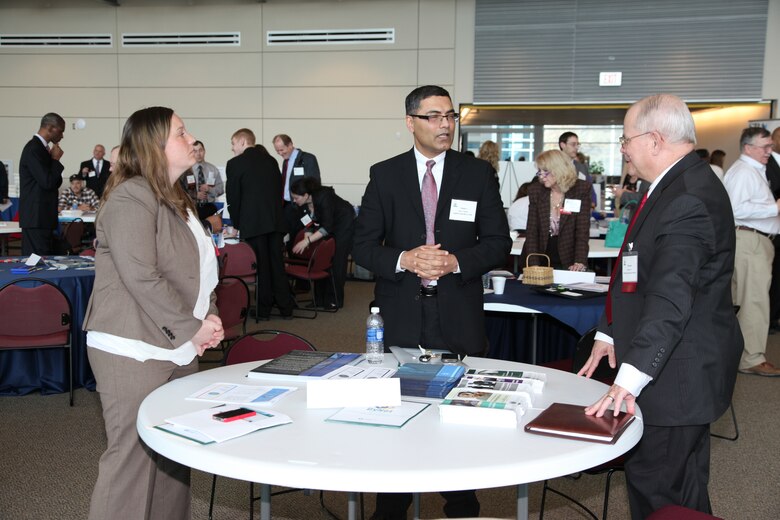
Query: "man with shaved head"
79 144 111 198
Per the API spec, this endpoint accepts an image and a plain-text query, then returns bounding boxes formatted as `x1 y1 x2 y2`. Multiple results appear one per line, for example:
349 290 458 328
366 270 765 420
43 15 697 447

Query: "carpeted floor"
1 280 779 519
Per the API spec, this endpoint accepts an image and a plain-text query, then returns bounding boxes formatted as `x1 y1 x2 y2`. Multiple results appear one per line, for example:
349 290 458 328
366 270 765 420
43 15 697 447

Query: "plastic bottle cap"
370 306 380 314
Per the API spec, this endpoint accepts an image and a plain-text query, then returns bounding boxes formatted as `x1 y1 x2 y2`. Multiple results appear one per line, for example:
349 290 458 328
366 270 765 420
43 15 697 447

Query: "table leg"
347 491 359 520
516 483 529 520
412 492 421 520
260 483 271 520
531 314 538 365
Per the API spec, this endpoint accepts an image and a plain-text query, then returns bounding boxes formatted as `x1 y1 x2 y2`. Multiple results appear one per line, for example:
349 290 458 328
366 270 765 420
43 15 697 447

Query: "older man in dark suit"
79 144 111 198
579 94 742 518
19 112 65 255
765 127 780 331
226 129 294 320
353 85 511 519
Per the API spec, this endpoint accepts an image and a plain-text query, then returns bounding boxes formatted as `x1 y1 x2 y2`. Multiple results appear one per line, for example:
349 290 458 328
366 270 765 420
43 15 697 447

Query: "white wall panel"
0 88 119 118
262 50 418 87
417 50 455 86
0 55 118 87
419 0 457 49
118 88 262 120
263 86 408 120
118 53 261 87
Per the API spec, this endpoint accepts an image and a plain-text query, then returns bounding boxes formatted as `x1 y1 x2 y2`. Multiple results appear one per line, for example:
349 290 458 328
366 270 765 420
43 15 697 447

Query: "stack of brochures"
154 405 292 444
438 369 547 428
248 351 364 380
395 363 465 398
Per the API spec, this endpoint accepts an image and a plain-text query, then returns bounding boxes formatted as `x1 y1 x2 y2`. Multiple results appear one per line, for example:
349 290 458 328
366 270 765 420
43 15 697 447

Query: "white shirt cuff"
594 331 613 344
395 252 405 273
614 363 653 397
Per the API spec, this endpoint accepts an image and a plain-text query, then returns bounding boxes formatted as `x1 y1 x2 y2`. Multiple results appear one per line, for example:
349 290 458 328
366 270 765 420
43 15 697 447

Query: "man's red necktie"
606 193 648 324
281 158 289 199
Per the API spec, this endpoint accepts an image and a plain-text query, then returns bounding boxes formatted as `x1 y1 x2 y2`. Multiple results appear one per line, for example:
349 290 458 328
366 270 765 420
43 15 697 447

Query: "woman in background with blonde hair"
523 149 590 271
478 140 500 177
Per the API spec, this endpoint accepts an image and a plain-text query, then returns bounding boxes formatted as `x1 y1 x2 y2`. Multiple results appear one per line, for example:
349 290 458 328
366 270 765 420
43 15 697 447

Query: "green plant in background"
589 160 605 176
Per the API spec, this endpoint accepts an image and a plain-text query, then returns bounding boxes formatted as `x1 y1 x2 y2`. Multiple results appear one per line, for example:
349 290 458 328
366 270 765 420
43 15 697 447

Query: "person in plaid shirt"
58 173 100 211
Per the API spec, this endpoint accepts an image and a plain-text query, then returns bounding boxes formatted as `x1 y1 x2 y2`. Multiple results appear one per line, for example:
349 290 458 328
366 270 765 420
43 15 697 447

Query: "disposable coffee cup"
491 276 506 295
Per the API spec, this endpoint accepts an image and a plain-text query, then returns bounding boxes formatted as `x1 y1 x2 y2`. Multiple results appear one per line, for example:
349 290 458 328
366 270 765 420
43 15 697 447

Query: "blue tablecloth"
0 197 18 221
0 258 96 396
484 280 606 364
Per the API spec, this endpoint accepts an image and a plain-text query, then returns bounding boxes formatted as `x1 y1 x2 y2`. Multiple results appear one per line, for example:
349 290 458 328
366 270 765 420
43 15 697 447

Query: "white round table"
137 357 642 520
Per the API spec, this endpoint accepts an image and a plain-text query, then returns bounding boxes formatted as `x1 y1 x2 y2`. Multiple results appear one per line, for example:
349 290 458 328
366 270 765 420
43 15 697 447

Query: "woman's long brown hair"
102 106 194 219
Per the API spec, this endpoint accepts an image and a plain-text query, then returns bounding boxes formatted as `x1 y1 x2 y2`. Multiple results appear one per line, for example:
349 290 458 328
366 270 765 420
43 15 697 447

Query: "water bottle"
72 201 78 211
366 306 384 365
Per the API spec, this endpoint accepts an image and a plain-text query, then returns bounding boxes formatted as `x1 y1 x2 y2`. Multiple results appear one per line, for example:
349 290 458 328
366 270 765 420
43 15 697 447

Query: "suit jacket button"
659 348 665 353
420 234 426 240
652 362 658 368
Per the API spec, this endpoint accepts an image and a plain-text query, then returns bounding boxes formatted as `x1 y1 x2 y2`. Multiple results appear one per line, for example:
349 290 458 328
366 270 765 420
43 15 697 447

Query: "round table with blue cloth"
0 257 96 396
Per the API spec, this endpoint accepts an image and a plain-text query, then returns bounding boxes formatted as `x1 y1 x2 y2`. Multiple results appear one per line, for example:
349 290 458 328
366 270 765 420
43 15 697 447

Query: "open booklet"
326 401 430 428
154 405 292 444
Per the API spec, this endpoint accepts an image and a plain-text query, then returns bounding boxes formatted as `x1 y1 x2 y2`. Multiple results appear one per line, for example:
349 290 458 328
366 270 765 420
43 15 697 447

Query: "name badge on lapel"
300 214 313 227
293 167 304 177
622 249 638 292
561 199 581 215
449 199 477 222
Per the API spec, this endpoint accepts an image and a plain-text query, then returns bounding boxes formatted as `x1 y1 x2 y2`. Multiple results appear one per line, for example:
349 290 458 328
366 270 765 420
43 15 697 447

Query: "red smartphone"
212 407 256 422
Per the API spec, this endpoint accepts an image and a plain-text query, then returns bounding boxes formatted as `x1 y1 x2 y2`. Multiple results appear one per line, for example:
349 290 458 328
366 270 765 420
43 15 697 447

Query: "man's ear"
405 115 415 135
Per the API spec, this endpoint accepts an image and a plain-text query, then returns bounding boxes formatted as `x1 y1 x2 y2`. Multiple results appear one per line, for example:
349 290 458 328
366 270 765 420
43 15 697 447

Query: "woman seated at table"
290 177 356 309
523 149 590 271
83 106 224 520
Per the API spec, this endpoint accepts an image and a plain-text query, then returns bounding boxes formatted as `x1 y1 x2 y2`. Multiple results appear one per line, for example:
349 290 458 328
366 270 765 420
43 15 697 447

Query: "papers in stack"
247 351 364 381
438 368 546 428
326 401 430 428
155 406 292 444
395 363 465 398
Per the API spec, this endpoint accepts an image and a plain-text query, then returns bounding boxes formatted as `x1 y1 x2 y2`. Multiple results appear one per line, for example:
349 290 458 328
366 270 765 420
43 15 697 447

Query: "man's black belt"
420 285 438 297
736 225 775 240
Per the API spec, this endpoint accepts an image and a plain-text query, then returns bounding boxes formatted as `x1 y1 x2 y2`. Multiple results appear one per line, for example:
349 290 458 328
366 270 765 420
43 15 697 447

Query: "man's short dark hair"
405 85 451 115
695 148 709 159
193 140 204 148
40 112 65 130
740 127 770 150
558 132 578 147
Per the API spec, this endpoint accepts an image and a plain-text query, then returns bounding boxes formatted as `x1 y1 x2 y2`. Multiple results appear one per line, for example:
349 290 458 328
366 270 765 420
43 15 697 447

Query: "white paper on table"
307 378 401 408
186 382 297 406
552 269 596 285
165 406 292 443
326 400 430 428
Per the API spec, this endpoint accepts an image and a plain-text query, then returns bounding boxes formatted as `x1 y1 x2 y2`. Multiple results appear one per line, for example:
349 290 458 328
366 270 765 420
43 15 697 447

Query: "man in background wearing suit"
765 127 780 332
226 129 294 320
580 94 742 518
79 144 111 198
353 85 511 519
19 112 65 255
273 133 322 242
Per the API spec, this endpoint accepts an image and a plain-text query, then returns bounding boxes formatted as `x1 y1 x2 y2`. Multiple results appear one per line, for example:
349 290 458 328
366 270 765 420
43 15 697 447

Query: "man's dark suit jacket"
19 136 63 229
226 146 285 239
523 178 591 268
79 158 111 197
353 148 511 355
0 160 8 200
290 149 321 180
766 155 780 198
597 151 742 427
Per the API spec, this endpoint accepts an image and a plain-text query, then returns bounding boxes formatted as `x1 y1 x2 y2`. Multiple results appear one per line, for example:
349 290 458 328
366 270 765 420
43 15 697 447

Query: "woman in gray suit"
83 106 224 520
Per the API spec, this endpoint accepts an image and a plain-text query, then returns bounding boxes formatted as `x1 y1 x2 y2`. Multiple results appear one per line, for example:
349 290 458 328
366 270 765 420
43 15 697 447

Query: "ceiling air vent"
267 28 394 46
122 32 240 47
0 34 112 47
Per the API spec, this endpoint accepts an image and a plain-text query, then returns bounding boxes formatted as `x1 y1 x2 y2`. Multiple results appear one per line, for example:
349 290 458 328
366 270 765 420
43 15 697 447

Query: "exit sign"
599 72 622 87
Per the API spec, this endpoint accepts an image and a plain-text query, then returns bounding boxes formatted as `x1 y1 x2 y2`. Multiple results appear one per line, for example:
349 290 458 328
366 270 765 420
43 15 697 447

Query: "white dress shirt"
723 154 780 235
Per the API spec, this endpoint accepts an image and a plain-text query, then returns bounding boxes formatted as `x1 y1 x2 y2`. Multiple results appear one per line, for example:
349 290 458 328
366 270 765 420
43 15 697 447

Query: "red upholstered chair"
646 505 723 520
284 237 337 319
221 241 259 321
0 278 73 405
61 218 85 255
208 330 316 520
206 276 250 363
539 327 623 520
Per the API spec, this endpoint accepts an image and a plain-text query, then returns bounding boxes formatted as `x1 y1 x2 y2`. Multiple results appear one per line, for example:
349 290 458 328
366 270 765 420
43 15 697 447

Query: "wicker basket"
522 253 554 286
